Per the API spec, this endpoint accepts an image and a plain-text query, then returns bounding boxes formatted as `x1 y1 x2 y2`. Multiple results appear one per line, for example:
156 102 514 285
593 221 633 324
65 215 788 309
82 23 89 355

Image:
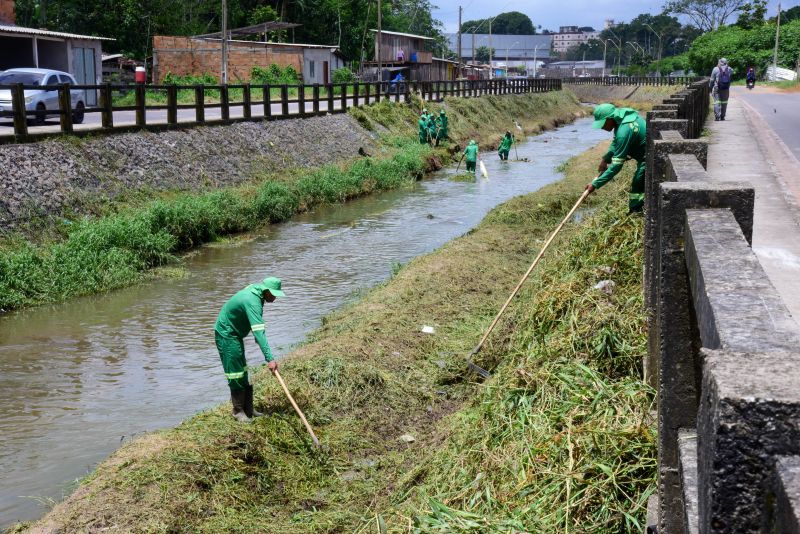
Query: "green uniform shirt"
214 285 274 362
592 110 647 189
499 135 514 151
464 143 479 163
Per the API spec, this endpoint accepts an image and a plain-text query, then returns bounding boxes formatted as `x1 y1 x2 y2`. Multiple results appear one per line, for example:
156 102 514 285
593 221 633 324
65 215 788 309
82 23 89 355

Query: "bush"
332 66 356 84
163 72 218 85
251 64 301 85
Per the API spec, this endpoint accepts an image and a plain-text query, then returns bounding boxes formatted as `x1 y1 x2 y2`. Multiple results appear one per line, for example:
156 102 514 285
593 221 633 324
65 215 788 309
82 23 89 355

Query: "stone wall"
152 36 303 83
0 114 377 230
643 82 800 534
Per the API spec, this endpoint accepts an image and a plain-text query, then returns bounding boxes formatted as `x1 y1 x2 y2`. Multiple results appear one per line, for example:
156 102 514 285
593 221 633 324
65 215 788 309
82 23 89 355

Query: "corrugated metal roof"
446 33 552 59
0 23 115 41
370 29 436 41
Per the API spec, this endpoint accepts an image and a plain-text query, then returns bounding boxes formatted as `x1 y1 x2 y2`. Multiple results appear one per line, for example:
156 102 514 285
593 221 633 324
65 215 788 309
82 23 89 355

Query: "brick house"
152 36 345 84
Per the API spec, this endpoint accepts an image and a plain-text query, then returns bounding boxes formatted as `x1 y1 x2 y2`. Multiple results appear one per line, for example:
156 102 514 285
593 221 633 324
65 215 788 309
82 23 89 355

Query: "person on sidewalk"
584 103 647 213
215 277 285 422
463 139 480 174
709 58 733 121
498 131 514 161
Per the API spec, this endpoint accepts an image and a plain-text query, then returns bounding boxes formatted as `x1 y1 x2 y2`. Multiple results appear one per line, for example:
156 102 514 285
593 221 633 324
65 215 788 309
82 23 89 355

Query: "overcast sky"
433 0 798 33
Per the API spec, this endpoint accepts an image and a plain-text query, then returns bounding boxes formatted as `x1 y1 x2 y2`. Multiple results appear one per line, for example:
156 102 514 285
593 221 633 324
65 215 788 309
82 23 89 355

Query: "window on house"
309 60 315 79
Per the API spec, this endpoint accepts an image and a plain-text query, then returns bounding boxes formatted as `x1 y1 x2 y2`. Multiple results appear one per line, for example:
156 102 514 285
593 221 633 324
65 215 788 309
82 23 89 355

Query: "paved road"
706 87 800 324
736 86 800 161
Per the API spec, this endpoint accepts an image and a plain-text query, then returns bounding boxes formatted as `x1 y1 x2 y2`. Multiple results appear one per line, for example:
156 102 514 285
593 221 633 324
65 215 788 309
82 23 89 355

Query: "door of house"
323 61 329 84
72 47 97 105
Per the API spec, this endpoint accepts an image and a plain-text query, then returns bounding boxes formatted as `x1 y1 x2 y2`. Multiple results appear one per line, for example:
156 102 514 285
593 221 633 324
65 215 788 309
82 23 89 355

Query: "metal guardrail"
0 78 563 142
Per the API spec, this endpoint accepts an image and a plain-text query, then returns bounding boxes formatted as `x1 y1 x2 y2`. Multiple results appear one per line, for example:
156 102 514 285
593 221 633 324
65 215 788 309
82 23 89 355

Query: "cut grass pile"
19 141 654 533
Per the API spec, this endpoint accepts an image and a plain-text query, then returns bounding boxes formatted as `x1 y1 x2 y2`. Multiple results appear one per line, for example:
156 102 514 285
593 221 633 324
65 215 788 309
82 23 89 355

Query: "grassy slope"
0 91 585 312
19 141 654 534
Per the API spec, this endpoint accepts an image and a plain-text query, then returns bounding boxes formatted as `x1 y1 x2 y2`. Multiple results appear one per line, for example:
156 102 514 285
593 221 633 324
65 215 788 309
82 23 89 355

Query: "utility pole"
772 2 781 81
457 6 462 77
472 32 475 65
377 0 382 82
601 39 607 77
221 0 228 84
489 19 493 79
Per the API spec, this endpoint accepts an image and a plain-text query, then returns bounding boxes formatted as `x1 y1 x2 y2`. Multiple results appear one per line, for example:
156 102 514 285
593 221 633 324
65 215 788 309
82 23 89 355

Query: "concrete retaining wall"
643 82 800 533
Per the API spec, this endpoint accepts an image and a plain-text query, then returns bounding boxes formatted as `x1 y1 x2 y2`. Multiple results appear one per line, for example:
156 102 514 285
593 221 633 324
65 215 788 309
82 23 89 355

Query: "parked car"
0 68 86 124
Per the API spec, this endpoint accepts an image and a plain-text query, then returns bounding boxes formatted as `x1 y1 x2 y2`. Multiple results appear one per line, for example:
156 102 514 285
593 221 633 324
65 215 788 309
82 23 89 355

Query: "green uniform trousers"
629 159 646 212
466 160 476 172
215 332 249 391
498 149 510 160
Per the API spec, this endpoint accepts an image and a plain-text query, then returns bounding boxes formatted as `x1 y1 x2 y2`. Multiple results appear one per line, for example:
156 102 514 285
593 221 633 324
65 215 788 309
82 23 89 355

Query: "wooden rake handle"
272 369 320 448
472 188 592 356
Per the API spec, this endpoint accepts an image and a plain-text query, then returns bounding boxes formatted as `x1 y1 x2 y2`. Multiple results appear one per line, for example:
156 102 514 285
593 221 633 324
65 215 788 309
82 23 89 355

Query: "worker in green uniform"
436 109 449 143
427 113 438 146
215 277 285 422
498 131 514 161
418 113 429 144
463 139 480 174
584 103 647 213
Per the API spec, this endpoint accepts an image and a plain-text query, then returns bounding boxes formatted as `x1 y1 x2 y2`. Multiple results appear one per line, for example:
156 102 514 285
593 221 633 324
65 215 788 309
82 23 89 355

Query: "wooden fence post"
243 84 252 119
195 86 205 123
100 83 113 128
58 84 73 134
263 85 271 119
326 84 334 112
280 85 289 116
353 83 360 107
220 85 230 120
167 85 178 125
11 83 28 137
135 84 146 127
312 84 320 114
340 83 347 111
364 82 371 105
374 81 381 103
298 84 306 115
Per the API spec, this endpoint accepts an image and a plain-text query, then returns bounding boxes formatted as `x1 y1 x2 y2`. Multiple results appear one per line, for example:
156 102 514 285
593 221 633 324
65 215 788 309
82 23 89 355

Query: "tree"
736 0 767 29
664 0 749 32
782 6 800 22
460 11 535 35
578 26 595 32
475 46 495 63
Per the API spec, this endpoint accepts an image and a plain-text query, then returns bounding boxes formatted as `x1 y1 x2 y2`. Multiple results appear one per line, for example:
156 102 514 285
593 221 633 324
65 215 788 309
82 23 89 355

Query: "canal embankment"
16 142 653 534
0 90 586 312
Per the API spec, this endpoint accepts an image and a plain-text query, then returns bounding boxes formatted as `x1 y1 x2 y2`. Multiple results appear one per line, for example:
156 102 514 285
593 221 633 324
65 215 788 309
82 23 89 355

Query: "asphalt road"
735 86 800 161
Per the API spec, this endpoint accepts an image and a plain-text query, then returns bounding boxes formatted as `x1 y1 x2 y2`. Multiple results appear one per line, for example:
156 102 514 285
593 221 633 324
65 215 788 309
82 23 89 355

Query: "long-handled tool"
272 369 320 448
455 151 466 172
513 121 522 161
466 188 592 378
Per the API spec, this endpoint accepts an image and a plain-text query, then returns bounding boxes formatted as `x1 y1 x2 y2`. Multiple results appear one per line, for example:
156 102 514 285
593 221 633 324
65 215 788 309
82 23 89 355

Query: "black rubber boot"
230 388 251 423
245 385 264 418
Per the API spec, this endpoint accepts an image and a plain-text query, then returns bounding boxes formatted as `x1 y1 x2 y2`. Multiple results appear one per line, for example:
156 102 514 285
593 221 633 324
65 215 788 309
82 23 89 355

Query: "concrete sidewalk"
705 90 800 324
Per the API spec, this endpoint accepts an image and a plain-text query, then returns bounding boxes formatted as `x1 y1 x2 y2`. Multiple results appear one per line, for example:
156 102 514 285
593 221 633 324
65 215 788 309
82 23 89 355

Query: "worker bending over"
498 131 514 161
215 277 285 422
585 103 647 213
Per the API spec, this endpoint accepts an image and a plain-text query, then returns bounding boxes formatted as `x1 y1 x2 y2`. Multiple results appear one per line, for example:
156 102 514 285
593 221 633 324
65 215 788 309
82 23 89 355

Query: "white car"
0 68 86 124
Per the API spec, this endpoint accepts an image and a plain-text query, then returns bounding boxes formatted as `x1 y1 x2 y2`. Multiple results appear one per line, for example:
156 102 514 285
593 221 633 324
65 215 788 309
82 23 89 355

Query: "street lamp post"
601 39 608 77
644 23 662 75
533 43 545 77
608 28 623 74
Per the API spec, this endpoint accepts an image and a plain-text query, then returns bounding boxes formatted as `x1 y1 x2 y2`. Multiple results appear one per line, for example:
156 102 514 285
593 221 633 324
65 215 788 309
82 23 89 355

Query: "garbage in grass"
421 325 435 334
593 280 616 295
399 434 416 443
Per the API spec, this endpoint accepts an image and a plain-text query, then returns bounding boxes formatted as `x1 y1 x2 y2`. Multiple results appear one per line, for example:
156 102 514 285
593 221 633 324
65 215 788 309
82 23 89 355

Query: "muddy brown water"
0 118 608 527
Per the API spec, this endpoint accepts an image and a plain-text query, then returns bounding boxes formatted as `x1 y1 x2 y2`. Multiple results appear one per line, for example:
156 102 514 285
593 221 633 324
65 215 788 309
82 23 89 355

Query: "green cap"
254 277 285 297
592 103 617 129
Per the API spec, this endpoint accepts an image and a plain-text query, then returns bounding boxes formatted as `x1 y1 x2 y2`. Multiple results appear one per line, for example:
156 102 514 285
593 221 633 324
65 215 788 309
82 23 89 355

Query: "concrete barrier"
643 80 800 533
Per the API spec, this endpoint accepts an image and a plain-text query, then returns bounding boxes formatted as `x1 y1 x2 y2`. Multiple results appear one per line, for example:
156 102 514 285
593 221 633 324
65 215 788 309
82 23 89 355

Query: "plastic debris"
593 280 616 295
421 325 435 334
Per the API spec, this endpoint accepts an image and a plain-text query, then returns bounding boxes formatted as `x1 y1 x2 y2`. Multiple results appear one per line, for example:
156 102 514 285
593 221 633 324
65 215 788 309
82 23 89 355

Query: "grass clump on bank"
0 140 432 311
20 141 654 534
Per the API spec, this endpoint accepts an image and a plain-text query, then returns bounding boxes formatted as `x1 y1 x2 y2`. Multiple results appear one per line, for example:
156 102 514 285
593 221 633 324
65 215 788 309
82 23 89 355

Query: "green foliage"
461 11 535 34
250 65 300 85
475 46 495 63
664 0 749 32
687 19 800 76
0 141 431 310
331 66 356 84
163 72 218 85
736 0 768 29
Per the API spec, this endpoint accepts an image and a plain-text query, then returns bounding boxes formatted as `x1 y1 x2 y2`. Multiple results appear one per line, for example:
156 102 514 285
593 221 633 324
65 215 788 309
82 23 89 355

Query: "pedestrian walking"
498 131 514 161
463 139 480 174
710 57 733 121
215 277 286 422
584 103 647 214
